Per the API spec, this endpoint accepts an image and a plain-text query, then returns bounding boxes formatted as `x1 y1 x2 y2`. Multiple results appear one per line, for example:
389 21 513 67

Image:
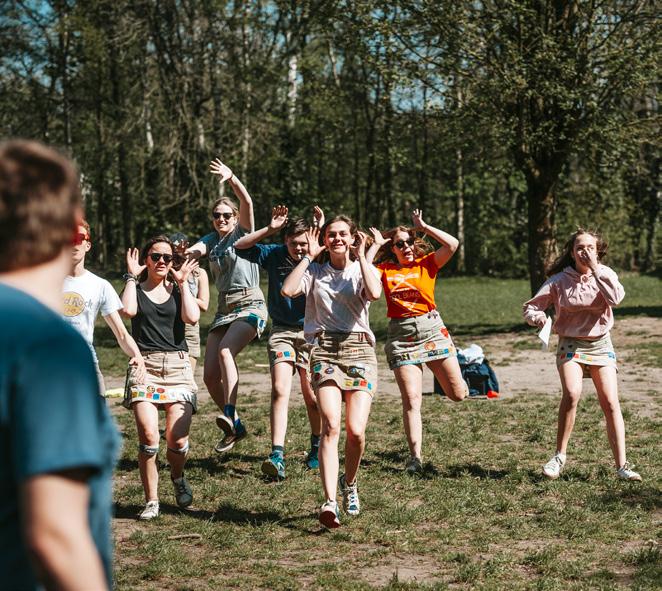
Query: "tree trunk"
526 179 557 294
455 146 466 272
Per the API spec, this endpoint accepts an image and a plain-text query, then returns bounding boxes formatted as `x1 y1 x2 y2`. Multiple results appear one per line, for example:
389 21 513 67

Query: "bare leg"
270 362 294 447
203 327 227 410
298 367 321 436
428 356 467 401
556 361 585 455
393 364 424 459
590 365 626 467
343 390 373 484
133 401 160 501
164 402 193 479
217 320 257 408
317 383 342 501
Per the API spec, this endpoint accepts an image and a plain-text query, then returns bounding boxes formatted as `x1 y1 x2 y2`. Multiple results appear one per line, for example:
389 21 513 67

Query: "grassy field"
104 274 661 590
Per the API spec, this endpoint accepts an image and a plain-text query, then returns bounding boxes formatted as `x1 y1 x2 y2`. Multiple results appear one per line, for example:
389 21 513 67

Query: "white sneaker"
339 473 360 516
542 453 566 479
616 462 642 482
138 500 160 521
319 500 340 529
172 474 193 508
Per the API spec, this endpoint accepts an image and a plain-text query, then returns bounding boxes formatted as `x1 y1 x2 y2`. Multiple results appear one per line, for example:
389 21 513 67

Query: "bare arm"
352 232 382 301
23 471 108 591
103 310 146 383
411 209 459 269
120 248 143 318
195 269 210 312
210 158 254 232
366 227 390 265
234 205 288 250
185 240 208 260
172 259 201 325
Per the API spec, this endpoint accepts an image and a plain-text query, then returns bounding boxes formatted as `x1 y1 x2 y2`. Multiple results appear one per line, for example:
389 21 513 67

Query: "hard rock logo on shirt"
62 291 86 316
387 272 422 311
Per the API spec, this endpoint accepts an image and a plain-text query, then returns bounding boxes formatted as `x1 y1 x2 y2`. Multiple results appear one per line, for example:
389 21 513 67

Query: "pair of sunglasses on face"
148 253 174 263
212 211 234 220
394 237 415 249
72 232 89 246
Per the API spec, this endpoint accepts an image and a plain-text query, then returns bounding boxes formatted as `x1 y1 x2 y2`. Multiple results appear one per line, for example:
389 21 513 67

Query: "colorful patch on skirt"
129 387 193 402
562 351 616 361
343 378 374 390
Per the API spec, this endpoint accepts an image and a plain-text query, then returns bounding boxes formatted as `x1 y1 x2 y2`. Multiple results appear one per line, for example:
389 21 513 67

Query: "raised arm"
281 227 325 298
185 241 208 260
210 157 254 232
366 226 390 265
235 205 289 250
351 231 382 301
172 259 201 324
120 248 144 318
411 209 459 269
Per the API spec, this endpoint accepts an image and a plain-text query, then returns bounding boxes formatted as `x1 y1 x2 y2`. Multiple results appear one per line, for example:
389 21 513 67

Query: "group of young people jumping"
65 157 642 528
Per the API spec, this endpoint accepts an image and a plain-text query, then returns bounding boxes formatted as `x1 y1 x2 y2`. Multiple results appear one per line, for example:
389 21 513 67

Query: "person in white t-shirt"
282 215 382 529
63 221 145 393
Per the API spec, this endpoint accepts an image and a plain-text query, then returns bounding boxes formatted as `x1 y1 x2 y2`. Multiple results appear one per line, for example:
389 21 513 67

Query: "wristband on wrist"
302 255 312 265
123 272 137 282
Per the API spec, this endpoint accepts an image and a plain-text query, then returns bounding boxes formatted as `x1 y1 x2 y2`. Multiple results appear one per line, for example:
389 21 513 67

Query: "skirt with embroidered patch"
268 325 310 370
310 332 378 395
209 287 268 338
384 310 457 370
123 350 198 412
556 333 617 378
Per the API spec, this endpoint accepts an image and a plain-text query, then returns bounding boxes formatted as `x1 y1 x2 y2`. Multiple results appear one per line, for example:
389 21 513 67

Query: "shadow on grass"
116 458 139 472
184 453 264 476
443 463 509 480
598 487 662 510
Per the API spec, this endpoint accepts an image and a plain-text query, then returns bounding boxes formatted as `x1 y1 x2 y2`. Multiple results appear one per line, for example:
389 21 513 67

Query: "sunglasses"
394 238 416 249
72 232 89 246
212 211 234 220
148 253 173 263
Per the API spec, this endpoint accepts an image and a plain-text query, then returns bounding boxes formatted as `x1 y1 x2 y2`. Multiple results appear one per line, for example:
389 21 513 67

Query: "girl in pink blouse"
523 229 641 482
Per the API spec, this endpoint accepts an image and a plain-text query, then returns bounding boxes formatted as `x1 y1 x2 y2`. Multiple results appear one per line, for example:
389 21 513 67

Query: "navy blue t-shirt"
236 243 306 327
0 283 118 590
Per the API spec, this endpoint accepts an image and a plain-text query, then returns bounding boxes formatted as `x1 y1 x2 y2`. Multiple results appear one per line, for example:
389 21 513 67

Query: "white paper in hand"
538 316 552 351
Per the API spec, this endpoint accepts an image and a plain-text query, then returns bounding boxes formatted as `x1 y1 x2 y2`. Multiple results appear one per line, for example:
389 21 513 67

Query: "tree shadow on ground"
372 450 440 479
614 306 662 318
184 453 263 476
597 487 661 510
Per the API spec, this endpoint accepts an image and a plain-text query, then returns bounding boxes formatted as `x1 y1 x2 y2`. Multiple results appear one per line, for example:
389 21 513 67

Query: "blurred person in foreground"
0 140 118 590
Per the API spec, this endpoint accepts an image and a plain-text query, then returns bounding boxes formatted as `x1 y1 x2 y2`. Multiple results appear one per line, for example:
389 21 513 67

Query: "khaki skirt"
123 350 198 412
557 333 617 378
209 287 268 338
385 310 457 370
310 332 378 395
268 325 311 370
185 322 201 358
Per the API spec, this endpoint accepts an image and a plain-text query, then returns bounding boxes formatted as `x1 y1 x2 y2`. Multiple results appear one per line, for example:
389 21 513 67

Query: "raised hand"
269 205 289 230
126 248 146 277
350 231 368 259
369 226 390 247
411 208 426 231
305 227 325 260
172 257 199 284
312 206 325 229
577 248 599 272
209 158 233 183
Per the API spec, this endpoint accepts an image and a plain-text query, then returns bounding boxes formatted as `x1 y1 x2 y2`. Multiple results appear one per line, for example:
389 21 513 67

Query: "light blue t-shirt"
0 283 118 590
199 225 260 293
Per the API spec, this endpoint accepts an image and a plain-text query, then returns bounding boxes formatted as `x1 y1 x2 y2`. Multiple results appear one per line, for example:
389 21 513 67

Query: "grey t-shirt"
199 226 260 293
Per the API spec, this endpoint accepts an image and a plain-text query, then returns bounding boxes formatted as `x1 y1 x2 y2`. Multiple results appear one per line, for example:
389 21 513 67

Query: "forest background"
1 0 659 293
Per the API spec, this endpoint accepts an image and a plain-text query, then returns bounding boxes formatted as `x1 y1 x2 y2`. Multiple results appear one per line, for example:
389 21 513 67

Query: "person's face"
71 224 91 266
146 242 174 279
324 221 353 255
572 233 597 269
391 230 415 264
285 232 309 260
212 205 236 234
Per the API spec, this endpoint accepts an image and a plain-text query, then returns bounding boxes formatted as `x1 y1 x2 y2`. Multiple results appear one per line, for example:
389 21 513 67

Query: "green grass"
111 392 661 590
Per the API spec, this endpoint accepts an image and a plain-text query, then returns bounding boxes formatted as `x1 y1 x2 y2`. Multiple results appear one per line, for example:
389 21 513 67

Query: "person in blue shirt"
234 205 324 479
0 140 118 590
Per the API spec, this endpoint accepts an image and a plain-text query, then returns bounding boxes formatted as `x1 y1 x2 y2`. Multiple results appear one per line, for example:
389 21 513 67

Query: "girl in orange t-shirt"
371 209 467 474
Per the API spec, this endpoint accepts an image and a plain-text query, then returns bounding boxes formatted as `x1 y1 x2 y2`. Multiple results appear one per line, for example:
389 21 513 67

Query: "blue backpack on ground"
434 350 500 398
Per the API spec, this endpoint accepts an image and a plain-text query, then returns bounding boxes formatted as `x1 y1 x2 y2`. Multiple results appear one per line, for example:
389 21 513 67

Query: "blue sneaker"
305 446 319 470
261 452 286 480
